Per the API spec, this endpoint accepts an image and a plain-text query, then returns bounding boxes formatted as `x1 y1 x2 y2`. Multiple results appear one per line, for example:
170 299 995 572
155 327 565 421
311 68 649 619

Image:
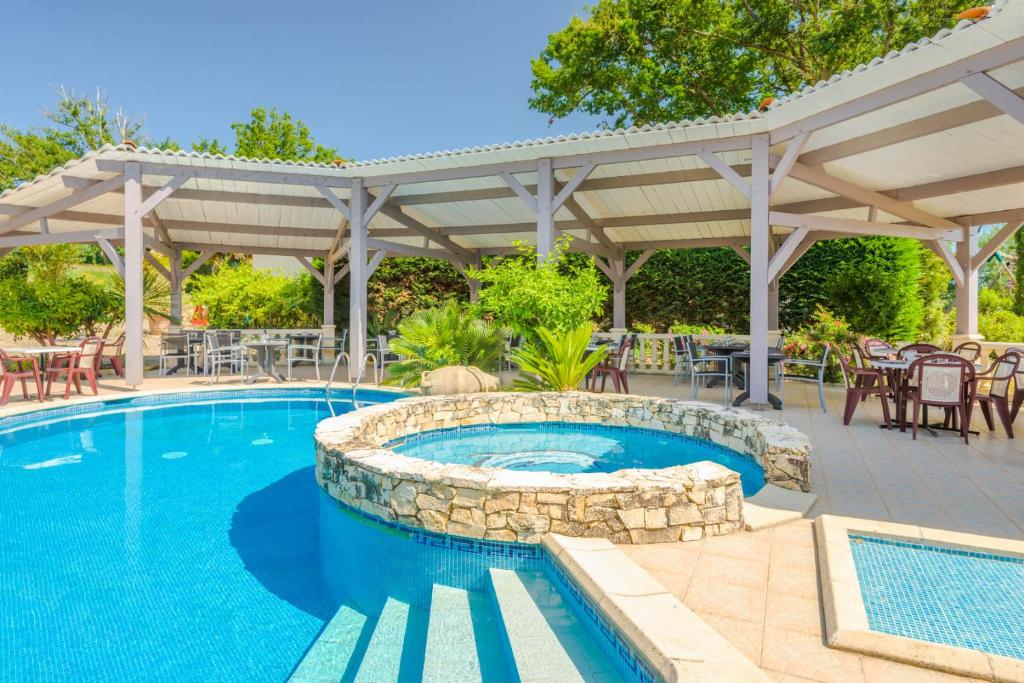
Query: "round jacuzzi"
315 392 812 544
388 422 766 496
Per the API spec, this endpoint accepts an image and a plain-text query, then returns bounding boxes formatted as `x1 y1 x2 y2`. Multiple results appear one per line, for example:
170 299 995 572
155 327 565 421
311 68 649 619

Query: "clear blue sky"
0 0 600 161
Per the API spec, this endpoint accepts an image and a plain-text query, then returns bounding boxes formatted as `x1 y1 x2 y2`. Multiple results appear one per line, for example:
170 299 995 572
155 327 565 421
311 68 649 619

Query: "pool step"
353 597 412 683
423 584 511 683
488 569 623 683
289 605 368 682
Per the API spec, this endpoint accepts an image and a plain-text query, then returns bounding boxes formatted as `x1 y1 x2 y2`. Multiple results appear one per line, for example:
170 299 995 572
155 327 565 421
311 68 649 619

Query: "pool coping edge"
542 533 771 683
815 514 1024 683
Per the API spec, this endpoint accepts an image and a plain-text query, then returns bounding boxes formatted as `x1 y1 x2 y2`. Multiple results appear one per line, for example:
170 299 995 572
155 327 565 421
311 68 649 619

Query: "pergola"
3 2 1024 404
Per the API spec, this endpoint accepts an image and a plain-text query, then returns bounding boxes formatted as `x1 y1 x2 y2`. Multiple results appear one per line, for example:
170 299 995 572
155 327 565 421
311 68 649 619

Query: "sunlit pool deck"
1 370 1022 681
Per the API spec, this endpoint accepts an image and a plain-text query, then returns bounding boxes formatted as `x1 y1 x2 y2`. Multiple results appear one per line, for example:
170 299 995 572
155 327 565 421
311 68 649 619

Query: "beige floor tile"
691 554 769 591
683 575 767 623
696 611 765 665
698 529 773 562
764 590 823 637
767 562 820 600
764 671 827 683
760 627 865 682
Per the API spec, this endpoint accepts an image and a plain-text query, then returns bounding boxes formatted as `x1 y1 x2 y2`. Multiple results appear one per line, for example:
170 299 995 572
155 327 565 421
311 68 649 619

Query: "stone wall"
315 392 812 544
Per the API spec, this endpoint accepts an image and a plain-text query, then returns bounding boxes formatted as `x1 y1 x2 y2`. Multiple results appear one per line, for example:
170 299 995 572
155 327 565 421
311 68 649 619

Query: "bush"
979 309 1024 343
383 301 506 387
668 322 727 336
469 238 607 338
189 262 318 328
782 307 859 382
511 324 608 391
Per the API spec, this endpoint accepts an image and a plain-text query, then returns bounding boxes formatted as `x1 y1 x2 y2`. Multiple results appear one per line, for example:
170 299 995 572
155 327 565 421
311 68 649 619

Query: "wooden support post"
611 255 627 330
955 226 980 340
123 163 145 388
349 179 369 367
169 250 183 328
536 158 555 261
749 135 771 405
324 259 336 327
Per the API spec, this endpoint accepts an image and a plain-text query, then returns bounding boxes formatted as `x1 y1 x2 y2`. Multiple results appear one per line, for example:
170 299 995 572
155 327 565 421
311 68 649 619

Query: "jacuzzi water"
850 534 1024 660
0 390 647 682
390 422 766 496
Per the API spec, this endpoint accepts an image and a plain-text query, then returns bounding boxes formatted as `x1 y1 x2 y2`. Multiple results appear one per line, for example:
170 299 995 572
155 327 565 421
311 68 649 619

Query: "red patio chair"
0 348 44 406
898 342 941 359
971 350 1020 439
100 333 126 377
590 336 634 393
46 337 104 399
952 341 982 363
836 350 893 427
862 338 895 360
902 354 975 443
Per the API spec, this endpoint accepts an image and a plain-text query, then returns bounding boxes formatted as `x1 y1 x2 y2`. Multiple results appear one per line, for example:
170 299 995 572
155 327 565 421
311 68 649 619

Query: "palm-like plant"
383 301 506 388
511 324 607 392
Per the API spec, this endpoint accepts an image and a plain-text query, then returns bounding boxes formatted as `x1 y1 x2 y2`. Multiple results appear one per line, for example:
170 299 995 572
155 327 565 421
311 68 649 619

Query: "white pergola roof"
2 0 1024 262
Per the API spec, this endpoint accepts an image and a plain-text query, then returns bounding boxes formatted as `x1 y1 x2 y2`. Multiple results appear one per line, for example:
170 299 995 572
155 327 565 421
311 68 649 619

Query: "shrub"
979 309 1024 343
383 301 506 388
669 322 727 336
469 238 607 338
511 324 608 391
782 307 859 382
189 262 318 328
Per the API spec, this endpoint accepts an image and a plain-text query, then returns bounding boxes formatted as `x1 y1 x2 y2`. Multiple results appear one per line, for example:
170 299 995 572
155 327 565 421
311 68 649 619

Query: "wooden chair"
836 350 893 427
952 340 982 363
100 333 126 377
591 336 634 394
45 337 104 399
902 354 976 443
0 348 44 406
972 350 1020 438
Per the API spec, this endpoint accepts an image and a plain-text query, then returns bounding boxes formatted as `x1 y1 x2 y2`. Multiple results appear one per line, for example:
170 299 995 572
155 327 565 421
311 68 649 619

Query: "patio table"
699 343 748 388
242 341 287 384
872 357 980 436
730 350 787 410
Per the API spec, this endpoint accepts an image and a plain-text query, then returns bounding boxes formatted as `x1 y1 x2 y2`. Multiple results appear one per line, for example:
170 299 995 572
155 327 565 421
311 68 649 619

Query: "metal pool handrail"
324 351 378 415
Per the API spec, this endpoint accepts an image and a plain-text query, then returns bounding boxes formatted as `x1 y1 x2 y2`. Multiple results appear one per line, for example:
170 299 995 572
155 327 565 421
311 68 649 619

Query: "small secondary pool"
850 534 1024 660
390 421 766 496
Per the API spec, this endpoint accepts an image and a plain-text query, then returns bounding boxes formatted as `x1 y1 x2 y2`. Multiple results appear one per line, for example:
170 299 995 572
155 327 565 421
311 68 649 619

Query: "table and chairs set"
0 337 108 405
157 329 330 384
836 339 1023 444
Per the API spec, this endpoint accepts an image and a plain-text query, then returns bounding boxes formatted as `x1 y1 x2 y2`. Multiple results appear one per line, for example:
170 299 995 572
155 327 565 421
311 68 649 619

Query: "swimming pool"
0 389 650 682
389 422 766 496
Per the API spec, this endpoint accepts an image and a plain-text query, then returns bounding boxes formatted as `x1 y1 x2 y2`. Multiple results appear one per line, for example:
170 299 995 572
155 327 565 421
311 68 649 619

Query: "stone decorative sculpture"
420 366 499 395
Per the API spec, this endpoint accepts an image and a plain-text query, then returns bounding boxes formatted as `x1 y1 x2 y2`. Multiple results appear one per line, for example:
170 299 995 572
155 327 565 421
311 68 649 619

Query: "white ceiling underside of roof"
3 3 1024 257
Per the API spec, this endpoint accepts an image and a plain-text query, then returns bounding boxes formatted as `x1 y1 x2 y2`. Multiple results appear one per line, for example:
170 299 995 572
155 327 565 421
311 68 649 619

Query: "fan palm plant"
511 324 607 391
383 301 506 388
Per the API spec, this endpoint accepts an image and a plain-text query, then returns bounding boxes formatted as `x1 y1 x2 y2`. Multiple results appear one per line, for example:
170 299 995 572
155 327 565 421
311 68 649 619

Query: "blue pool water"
0 390 652 682
390 422 765 496
849 534 1024 660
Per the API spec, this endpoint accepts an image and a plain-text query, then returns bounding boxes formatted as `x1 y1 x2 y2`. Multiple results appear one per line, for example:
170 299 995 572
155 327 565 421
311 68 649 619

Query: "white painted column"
169 249 183 331
767 278 780 331
123 163 145 387
323 259 336 327
749 135 771 405
348 180 368 367
536 158 556 261
611 255 627 329
955 225 980 339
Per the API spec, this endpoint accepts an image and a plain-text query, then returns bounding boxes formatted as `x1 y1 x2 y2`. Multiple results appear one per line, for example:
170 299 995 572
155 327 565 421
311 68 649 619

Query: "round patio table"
243 340 287 384
872 357 981 436
729 349 788 410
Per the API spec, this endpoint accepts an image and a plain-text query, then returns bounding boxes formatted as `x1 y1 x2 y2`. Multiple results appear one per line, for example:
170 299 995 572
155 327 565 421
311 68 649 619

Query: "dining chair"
591 336 634 393
971 350 1020 439
99 333 126 377
45 337 104 400
1008 347 1024 422
684 337 731 404
862 338 895 360
898 342 941 358
159 333 192 376
671 335 690 385
0 348 44 405
203 331 246 383
952 340 982 363
835 350 892 427
286 333 322 381
902 354 975 443
779 344 831 413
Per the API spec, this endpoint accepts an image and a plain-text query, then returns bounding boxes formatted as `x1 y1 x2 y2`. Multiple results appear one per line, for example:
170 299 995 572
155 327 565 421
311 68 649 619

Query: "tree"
530 0 973 127
1014 227 1024 315
196 108 339 163
468 238 608 338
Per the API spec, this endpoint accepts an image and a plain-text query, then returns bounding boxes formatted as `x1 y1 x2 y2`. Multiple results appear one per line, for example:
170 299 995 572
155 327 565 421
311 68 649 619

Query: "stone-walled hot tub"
315 392 811 544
